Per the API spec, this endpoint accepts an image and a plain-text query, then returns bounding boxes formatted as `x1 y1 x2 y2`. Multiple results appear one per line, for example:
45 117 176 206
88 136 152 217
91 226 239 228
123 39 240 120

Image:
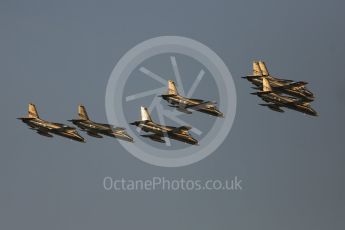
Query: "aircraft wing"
36 130 53 137
185 101 216 110
112 127 126 132
259 103 285 113
169 126 192 134
17 117 36 121
188 98 205 103
54 126 76 132
251 91 272 95
96 123 113 128
86 131 103 138
68 119 85 122
141 134 165 143
274 81 308 89
168 105 193 114
242 75 262 79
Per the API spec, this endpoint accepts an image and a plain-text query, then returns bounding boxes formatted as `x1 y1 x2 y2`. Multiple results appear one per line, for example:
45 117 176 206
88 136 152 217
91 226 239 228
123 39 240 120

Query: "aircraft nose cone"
308 108 319 117
76 137 85 143
115 132 134 142
124 134 134 142
189 138 198 145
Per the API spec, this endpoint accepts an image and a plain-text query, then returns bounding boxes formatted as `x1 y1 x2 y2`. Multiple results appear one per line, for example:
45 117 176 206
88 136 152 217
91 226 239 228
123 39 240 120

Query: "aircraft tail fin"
253 61 263 76
258 61 269 76
262 78 272 92
140 106 152 121
167 80 179 95
78 105 89 120
28 103 39 118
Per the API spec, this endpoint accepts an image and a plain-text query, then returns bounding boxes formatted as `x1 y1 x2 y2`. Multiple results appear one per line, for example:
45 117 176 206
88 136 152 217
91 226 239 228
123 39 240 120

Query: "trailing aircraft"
18 103 85 142
68 105 133 142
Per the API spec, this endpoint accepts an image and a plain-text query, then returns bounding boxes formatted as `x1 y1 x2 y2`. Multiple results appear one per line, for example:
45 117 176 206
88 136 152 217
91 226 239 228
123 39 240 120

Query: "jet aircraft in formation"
243 61 314 102
130 107 198 145
252 78 318 116
69 105 133 142
243 61 318 116
130 80 223 144
160 80 223 117
18 103 132 143
17 103 85 142
19 61 318 145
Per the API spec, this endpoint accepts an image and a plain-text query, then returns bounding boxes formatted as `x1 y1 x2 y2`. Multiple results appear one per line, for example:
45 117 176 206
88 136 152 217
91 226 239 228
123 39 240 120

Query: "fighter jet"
68 105 133 142
252 78 318 116
159 80 223 117
130 106 198 145
243 61 315 102
17 103 85 142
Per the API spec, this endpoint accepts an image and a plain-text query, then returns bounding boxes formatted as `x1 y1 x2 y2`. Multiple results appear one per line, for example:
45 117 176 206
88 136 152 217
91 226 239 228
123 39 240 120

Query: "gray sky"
0 0 344 229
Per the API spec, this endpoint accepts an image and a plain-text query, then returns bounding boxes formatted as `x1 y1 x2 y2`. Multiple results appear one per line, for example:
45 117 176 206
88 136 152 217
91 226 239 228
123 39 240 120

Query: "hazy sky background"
0 0 344 229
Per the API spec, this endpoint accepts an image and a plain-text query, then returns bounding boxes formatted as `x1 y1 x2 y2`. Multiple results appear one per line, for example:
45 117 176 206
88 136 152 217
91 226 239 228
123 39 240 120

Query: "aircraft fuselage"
19 118 85 142
161 95 223 117
132 120 198 145
70 119 133 142
259 93 318 116
248 77 314 101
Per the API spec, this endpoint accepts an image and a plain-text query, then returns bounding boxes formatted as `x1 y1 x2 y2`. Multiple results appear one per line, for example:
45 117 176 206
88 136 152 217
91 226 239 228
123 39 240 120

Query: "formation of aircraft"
159 80 223 117
243 61 314 102
18 103 132 143
18 61 318 144
244 61 318 116
129 80 222 144
18 84 221 145
68 105 133 142
252 78 318 116
17 103 85 142
130 107 198 145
